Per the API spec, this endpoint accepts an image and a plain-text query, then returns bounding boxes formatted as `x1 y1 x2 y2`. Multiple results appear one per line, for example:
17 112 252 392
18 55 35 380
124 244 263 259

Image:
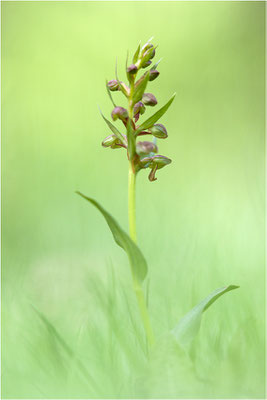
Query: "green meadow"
2 1 265 398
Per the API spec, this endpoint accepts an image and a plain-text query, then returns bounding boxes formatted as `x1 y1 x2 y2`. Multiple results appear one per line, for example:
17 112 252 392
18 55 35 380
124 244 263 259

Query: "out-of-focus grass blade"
136 93 176 134
98 107 126 145
105 80 116 107
76 192 148 283
31 305 100 393
172 285 239 348
132 72 150 105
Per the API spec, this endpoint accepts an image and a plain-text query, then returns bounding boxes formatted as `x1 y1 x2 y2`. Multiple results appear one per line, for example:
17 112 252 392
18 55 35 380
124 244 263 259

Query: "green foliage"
2 1 265 399
99 107 126 145
136 93 176 134
76 192 148 283
106 79 116 107
172 285 239 348
132 72 150 105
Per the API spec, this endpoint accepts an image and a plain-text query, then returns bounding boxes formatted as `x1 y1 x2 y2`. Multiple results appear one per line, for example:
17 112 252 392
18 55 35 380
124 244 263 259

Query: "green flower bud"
101 134 126 149
142 93 158 106
149 70 160 81
149 123 168 139
143 48 155 60
111 106 128 122
127 64 138 74
142 60 152 69
107 80 120 91
141 42 153 56
136 141 158 156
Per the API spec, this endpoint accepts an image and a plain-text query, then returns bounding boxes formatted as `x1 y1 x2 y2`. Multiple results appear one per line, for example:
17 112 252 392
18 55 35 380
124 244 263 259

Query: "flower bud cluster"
101 40 174 182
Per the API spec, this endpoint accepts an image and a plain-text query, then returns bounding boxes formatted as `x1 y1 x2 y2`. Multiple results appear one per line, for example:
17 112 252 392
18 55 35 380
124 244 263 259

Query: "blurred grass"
1 1 265 398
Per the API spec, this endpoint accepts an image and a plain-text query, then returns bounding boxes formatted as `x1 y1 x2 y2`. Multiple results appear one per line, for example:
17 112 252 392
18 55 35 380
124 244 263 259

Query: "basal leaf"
132 72 150 105
98 107 126 145
172 285 239 348
136 93 176 134
76 192 148 283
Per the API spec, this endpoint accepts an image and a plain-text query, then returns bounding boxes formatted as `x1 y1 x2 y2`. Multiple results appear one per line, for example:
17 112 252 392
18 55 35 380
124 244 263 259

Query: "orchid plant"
77 39 238 352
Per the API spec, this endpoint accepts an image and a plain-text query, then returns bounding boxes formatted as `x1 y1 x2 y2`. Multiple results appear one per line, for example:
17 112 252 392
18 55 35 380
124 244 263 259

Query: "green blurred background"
2 1 265 398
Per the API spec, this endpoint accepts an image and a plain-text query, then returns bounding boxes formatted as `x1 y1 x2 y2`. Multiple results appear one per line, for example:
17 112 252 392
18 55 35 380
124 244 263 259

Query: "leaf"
98 107 126 145
132 72 150 105
132 42 141 63
151 58 163 70
115 58 129 98
105 80 116 107
76 192 148 283
136 93 176 134
172 285 239 348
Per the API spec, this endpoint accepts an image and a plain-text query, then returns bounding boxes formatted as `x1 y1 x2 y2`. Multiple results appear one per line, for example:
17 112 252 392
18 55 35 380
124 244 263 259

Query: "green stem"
128 162 155 347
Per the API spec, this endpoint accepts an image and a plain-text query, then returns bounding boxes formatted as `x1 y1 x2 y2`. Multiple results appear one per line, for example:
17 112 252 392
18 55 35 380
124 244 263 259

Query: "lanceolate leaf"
132 42 141 63
172 285 239 348
132 72 150 105
98 107 126 145
105 80 116 107
115 58 129 98
151 58 162 70
136 93 176 134
76 192 148 283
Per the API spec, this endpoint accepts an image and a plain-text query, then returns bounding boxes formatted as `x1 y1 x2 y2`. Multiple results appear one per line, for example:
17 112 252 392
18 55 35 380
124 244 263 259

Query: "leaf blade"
132 42 141 63
76 192 148 283
105 79 116 107
172 285 239 348
132 72 150 105
98 107 126 145
136 93 176 134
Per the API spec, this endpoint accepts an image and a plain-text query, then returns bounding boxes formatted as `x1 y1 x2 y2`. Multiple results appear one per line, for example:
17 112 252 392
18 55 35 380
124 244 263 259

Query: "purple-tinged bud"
102 134 126 149
107 80 120 91
136 141 158 156
133 101 146 123
142 60 152 69
143 48 155 60
127 64 138 74
133 101 146 116
111 106 128 122
149 123 168 139
149 70 160 81
142 93 158 107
